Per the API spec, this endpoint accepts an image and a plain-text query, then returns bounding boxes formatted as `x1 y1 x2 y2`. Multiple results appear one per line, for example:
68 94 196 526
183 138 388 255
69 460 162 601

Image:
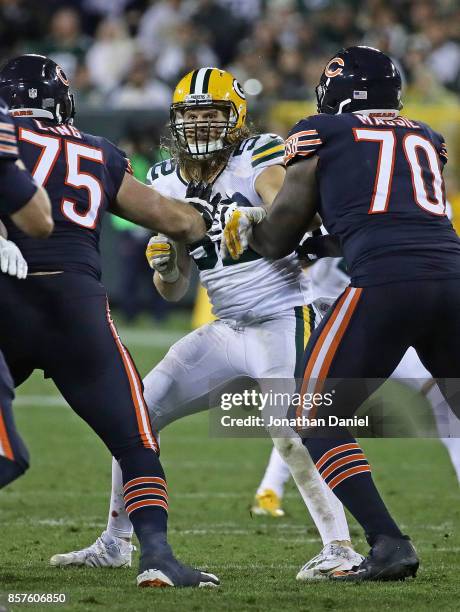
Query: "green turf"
0 317 459 611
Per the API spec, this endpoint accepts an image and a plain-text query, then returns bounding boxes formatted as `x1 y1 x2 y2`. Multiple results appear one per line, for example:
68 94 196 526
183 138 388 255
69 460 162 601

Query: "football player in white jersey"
50 67 363 579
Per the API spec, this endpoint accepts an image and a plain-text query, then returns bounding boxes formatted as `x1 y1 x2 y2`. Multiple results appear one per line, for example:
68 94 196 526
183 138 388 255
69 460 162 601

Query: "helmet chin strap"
55 102 63 124
336 98 352 114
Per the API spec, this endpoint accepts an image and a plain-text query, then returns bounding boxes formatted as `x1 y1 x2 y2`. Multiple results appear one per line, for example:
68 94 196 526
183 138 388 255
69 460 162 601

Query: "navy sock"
303 430 403 544
118 447 169 554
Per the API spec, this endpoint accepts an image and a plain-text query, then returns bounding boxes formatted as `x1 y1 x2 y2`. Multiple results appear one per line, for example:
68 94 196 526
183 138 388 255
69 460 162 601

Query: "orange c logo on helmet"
56 65 69 86
325 57 345 78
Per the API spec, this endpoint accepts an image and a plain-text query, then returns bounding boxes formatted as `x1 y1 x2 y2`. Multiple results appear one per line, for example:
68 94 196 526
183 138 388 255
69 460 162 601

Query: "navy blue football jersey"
2 117 130 277
285 113 460 286
0 98 39 215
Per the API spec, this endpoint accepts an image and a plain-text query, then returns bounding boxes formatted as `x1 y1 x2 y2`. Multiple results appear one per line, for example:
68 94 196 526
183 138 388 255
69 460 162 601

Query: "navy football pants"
0 273 158 459
299 279 460 425
0 349 29 488
298 278 460 540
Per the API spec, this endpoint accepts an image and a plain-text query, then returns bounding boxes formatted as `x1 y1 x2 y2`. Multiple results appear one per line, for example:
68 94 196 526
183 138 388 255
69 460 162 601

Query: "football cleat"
296 543 365 580
330 534 419 581
50 531 135 568
251 489 285 518
137 544 219 588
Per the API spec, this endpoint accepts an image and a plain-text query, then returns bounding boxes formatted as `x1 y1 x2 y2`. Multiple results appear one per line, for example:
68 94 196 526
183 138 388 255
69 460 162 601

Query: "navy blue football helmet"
0 54 75 124
316 46 402 115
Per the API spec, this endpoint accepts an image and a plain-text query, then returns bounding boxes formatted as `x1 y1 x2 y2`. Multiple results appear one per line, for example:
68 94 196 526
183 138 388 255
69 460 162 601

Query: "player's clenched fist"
145 234 179 283
221 206 267 260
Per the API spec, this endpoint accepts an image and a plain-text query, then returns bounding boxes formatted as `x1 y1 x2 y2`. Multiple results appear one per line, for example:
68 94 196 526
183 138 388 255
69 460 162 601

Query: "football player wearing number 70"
0 54 221 588
223 46 460 581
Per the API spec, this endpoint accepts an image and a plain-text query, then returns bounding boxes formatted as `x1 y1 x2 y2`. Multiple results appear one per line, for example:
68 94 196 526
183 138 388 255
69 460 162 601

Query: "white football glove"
145 234 179 283
221 206 267 260
0 236 27 279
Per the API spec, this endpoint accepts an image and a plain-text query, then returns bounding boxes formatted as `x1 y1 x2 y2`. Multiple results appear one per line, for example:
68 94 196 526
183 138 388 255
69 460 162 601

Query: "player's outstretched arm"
250 157 319 259
113 172 207 244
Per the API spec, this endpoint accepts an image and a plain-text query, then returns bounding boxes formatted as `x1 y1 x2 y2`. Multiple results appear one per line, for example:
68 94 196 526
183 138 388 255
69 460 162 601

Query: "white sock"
272 436 351 546
257 446 291 498
106 457 134 540
427 384 460 484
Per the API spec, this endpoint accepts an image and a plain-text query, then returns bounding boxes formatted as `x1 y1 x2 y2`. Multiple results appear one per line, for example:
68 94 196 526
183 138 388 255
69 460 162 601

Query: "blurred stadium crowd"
1 0 459 322
1 0 459 110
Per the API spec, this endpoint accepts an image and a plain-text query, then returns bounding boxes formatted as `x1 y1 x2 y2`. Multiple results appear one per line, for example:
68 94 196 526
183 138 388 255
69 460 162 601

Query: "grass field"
1 316 459 612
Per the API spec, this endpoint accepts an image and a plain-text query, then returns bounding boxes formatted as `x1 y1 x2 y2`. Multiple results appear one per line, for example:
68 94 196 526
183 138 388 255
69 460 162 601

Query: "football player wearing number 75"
223 45 460 581
0 54 221 589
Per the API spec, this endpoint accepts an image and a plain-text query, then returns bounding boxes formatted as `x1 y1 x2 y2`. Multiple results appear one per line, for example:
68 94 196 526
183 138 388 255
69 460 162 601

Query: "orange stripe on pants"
0 407 14 461
300 287 362 419
316 289 362 391
105 301 158 452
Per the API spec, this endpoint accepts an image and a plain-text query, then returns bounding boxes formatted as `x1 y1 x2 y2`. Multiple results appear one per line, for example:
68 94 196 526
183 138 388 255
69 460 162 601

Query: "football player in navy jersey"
0 95 53 489
0 55 220 588
223 45 460 580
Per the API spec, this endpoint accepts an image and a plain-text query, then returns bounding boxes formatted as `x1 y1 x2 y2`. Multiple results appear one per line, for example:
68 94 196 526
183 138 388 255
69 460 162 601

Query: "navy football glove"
296 234 342 261
185 181 221 231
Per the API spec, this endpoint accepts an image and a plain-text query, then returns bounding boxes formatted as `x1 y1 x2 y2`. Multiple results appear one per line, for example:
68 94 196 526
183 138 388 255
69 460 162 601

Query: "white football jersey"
147 134 311 322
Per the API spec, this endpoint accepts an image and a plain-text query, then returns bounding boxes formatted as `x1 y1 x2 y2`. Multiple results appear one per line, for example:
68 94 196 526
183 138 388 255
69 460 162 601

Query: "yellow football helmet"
170 67 247 159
